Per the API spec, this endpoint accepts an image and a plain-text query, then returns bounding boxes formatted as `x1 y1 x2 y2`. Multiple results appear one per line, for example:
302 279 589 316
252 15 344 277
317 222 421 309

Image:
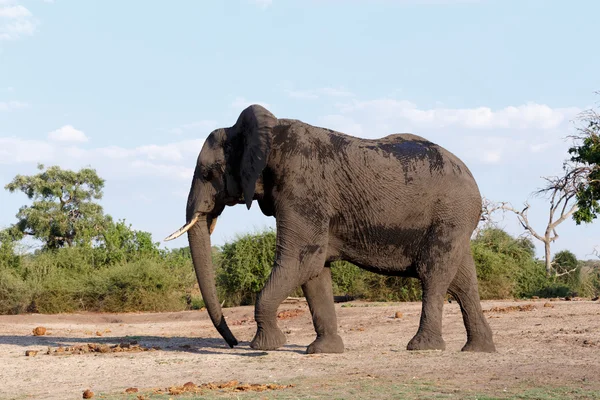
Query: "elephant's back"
347 133 482 228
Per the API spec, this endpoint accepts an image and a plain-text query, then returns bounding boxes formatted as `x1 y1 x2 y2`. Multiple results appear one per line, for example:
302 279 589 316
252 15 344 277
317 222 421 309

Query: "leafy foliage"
0 228 20 270
568 108 600 224
553 250 578 271
4 164 106 248
217 230 278 306
95 218 161 265
471 228 540 299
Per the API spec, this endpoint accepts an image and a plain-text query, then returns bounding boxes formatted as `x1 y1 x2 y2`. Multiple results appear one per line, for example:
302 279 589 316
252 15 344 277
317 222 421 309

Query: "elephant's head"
164 104 277 347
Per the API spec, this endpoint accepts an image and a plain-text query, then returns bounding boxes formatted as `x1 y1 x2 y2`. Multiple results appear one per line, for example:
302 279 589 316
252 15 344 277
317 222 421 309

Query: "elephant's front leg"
302 265 344 354
250 220 329 351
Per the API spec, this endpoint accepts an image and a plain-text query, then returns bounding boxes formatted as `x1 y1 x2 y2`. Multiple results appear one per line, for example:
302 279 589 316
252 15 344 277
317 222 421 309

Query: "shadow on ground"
0 335 307 356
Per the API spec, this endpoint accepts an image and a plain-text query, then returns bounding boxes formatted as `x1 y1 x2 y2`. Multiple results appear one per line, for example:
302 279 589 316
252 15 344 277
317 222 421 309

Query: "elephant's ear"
234 104 277 210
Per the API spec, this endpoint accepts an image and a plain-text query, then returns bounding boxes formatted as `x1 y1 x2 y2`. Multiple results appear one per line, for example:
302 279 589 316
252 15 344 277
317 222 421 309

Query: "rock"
32 327 46 336
95 331 103 336
82 389 94 399
125 387 138 393
565 296 572 301
394 311 403 319
592 296 599 302
25 350 38 357
99 345 111 353
544 302 554 308
532 296 539 300
183 382 197 389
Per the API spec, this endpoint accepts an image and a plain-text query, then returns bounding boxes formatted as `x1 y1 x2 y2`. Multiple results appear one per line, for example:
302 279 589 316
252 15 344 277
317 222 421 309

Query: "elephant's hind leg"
448 253 496 352
302 265 344 354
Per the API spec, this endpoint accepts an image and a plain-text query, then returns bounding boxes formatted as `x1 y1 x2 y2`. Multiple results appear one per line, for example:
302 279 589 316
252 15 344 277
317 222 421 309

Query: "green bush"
216 230 277 306
2 225 598 315
81 260 195 313
0 268 30 314
214 230 423 306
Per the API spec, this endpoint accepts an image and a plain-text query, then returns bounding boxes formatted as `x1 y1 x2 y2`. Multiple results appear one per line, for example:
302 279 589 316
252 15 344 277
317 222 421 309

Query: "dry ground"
0 298 599 399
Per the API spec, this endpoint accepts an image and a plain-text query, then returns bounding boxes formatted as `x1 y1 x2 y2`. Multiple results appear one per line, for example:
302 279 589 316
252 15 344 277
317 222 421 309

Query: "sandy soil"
0 298 599 399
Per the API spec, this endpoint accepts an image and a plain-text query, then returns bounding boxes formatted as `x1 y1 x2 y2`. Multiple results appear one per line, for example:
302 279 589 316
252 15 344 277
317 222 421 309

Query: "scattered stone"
25 350 38 357
592 296 599 302
32 327 46 336
394 311 403 319
544 302 554 308
532 296 540 300
125 387 138 393
95 331 103 337
148 381 294 396
40 341 159 356
565 296 572 301
82 389 94 399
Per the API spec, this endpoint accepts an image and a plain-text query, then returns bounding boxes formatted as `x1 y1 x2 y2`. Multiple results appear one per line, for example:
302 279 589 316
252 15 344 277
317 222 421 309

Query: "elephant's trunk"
188 217 238 348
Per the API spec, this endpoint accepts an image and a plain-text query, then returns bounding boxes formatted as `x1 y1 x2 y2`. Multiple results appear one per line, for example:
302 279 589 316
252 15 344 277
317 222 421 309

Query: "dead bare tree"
473 197 506 238
497 170 588 277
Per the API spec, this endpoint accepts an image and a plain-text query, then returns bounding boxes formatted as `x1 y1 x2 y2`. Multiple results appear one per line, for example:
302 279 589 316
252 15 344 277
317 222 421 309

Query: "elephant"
165 104 496 354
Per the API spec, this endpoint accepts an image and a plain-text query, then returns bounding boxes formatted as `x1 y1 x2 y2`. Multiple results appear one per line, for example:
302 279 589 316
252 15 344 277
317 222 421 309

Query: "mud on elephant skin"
165 104 496 354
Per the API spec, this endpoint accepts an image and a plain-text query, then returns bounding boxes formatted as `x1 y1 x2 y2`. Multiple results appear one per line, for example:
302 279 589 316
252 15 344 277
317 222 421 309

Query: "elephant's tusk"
164 215 200 241
209 217 217 235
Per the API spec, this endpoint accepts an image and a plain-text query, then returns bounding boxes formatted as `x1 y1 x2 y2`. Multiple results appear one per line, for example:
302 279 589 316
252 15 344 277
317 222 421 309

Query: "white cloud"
308 96 582 166
0 1 37 41
0 137 54 164
48 125 89 143
0 135 203 182
0 100 27 111
287 87 354 100
250 0 272 8
336 99 580 131
0 4 29 18
231 96 271 111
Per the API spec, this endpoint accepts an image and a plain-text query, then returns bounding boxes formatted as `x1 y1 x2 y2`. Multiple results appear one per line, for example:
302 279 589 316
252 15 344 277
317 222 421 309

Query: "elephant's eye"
202 169 214 181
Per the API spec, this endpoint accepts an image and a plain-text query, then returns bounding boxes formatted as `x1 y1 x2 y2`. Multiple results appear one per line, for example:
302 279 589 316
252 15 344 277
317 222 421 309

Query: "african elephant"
165 104 496 354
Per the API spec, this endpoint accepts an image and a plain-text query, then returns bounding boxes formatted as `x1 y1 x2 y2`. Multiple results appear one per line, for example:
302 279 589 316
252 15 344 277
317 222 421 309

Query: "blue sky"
1 0 599 259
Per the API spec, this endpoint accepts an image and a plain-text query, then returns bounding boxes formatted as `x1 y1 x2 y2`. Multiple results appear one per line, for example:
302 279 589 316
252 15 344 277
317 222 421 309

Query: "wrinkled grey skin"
182 104 495 354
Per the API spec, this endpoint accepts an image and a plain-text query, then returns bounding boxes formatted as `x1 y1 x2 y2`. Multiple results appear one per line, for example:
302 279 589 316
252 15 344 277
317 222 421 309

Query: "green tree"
567 103 600 224
553 250 578 272
95 218 161 265
217 230 277 306
4 164 106 249
0 228 20 269
552 250 581 288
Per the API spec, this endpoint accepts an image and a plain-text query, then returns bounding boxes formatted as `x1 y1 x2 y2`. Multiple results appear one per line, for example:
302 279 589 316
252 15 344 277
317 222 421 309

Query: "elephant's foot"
250 326 286 351
407 332 446 351
461 337 496 353
306 334 345 354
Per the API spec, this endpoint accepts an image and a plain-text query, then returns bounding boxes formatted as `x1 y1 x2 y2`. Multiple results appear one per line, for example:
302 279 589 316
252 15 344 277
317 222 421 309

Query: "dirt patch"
277 308 306 320
1 300 599 399
483 304 536 313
